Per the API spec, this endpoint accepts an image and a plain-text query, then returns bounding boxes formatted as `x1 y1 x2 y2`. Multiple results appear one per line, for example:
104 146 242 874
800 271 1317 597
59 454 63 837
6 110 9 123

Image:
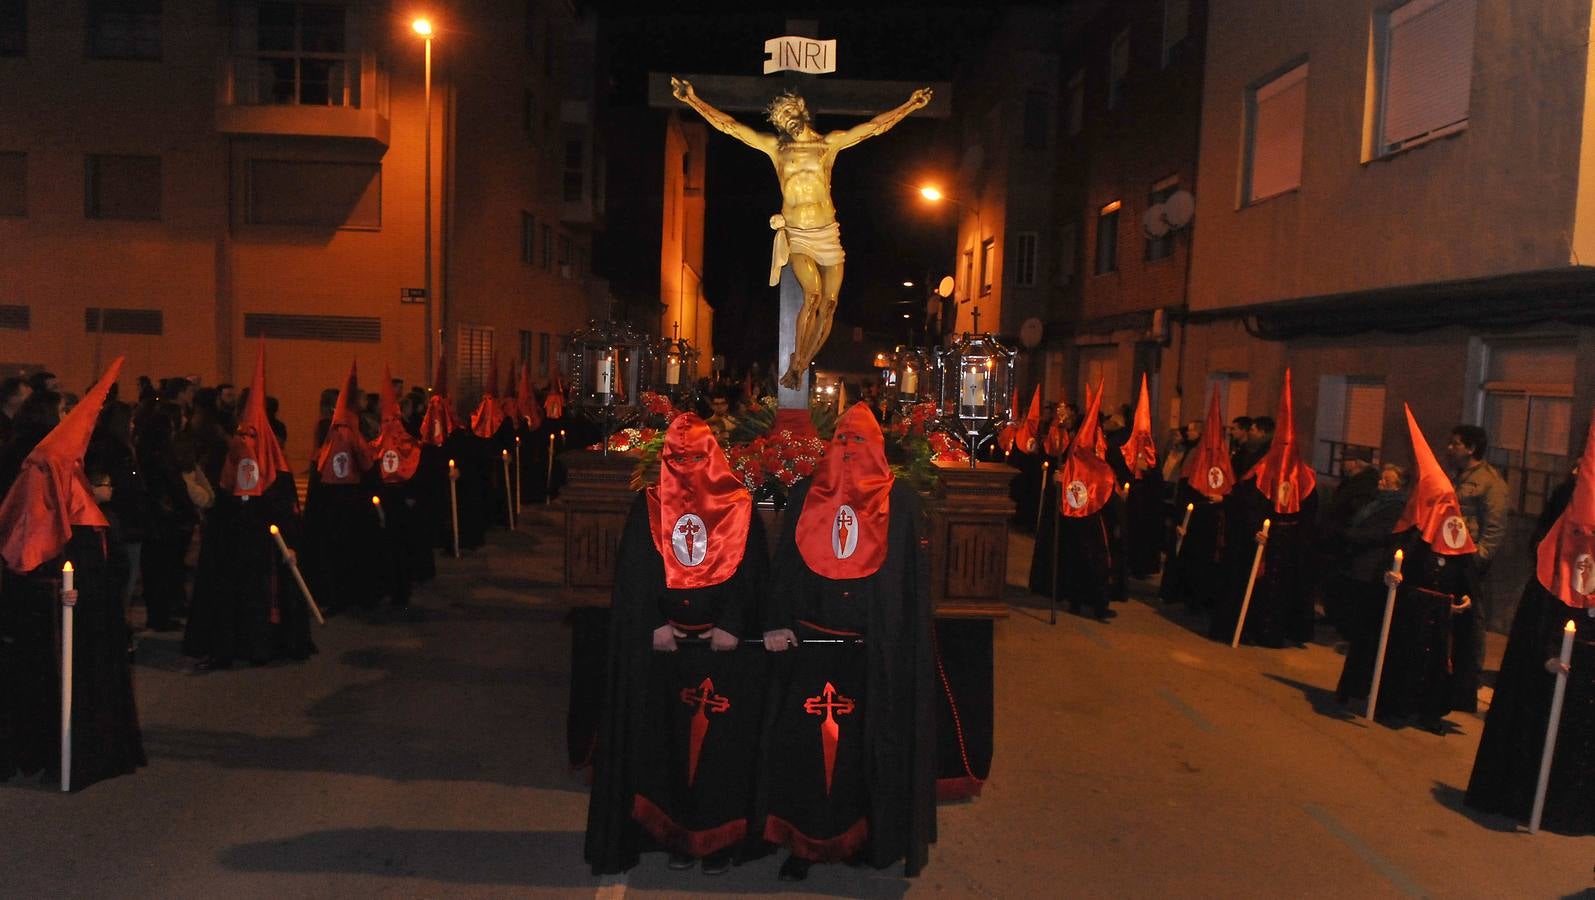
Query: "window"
961 249 974 301
519 330 533 363
980 238 996 295
1162 0 1189 67
0 0 25 56
1243 62 1307 204
0 152 24 217
541 223 553 270
1014 232 1038 286
86 154 161 220
1095 200 1120 274
246 160 380 228
252 2 352 107
1479 340 1574 516
1206 372 1250 422
457 325 494 410
558 233 573 277
1145 176 1178 261
564 139 584 203
88 0 160 60
1080 346 1119 410
1066 71 1084 137
1108 29 1130 110
538 332 551 375
1056 220 1078 286
84 307 162 335
1022 92 1049 150
1374 0 1476 155
523 89 535 136
244 313 381 342
521 212 535 264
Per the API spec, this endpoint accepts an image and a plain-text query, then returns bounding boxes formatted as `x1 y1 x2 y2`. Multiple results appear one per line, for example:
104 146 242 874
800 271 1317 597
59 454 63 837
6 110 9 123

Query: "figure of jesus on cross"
672 77 933 389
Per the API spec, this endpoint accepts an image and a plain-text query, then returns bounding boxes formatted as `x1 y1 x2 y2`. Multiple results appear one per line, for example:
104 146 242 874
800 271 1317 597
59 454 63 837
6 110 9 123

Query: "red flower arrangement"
727 428 827 493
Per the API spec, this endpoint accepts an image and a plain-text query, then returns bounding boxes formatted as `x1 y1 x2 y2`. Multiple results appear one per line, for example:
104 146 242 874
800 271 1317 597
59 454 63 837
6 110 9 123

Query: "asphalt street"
3 509 1592 899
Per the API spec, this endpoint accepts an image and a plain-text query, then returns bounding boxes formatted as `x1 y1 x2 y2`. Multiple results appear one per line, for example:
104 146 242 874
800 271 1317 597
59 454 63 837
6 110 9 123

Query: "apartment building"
0 0 603 452
1187 0 1595 624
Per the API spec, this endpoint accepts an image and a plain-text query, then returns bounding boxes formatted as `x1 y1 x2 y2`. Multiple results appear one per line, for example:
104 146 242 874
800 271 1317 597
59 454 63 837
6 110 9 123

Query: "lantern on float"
935 330 1015 467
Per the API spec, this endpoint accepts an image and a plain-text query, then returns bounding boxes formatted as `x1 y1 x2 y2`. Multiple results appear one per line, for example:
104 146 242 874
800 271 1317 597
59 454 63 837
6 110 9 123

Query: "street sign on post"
401 288 428 304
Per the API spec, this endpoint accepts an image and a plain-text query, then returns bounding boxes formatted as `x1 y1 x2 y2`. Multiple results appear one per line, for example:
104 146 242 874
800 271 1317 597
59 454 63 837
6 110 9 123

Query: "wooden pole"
270 525 325 625
1529 619 1577 833
1034 460 1049 534
60 562 75 793
1231 518 1271 648
448 458 461 558
1365 549 1404 721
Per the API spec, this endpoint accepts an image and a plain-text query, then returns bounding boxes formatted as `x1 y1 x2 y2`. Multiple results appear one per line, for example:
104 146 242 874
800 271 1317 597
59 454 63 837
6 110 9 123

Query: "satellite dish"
936 275 955 298
1019 317 1043 349
1141 204 1170 238
1163 190 1195 228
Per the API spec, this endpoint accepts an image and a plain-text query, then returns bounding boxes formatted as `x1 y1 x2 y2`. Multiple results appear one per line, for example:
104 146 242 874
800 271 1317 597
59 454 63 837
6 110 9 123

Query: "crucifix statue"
671 78 932 389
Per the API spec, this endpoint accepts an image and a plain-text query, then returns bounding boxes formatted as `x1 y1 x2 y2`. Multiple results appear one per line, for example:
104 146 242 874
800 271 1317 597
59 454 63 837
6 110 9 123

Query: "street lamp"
413 17 434 381
918 183 985 333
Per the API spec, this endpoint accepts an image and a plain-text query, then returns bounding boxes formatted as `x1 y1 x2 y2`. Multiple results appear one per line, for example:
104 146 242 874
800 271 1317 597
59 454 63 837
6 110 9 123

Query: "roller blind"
1343 380 1385 448
1247 63 1307 202
1380 0 1476 151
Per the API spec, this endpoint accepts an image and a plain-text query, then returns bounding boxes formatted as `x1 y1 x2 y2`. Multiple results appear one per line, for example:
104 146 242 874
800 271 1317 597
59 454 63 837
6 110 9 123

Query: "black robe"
1053 506 1115 618
300 472 382 613
0 526 145 790
1027 472 1059 596
1158 483 1224 610
1210 486 1318 647
1466 583 1595 833
585 493 769 875
1124 470 1165 577
444 430 490 551
1336 534 1476 722
755 479 936 876
375 476 433 603
184 478 315 665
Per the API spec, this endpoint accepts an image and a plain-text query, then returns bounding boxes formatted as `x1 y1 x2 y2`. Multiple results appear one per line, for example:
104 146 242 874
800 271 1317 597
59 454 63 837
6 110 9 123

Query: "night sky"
590 4 1003 372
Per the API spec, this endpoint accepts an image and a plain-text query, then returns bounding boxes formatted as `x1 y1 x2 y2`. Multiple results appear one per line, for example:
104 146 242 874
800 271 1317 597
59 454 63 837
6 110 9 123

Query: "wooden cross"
648 19 950 409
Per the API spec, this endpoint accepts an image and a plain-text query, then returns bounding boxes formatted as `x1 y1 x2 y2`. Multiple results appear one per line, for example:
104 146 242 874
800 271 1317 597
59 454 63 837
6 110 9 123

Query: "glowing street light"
902 280 915 287
411 17 432 35
919 185 944 202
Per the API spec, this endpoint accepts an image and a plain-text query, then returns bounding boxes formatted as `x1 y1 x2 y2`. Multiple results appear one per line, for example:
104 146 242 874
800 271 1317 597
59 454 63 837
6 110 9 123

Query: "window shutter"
1381 0 1476 150
1248 63 1307 201
1342 380 1386 448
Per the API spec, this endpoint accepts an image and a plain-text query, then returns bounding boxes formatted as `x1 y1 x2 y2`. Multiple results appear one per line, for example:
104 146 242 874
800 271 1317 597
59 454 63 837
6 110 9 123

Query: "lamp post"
918 184 985 334
413 17 434 380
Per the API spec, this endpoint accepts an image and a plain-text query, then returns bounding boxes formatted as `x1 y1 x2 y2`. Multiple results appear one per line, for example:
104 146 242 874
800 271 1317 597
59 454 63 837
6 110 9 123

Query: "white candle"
596 355 615 395
665 355 681 386
62 561 73 594
1366 548 1404 721
902 365 918 395
960 365 988 412
1530 619 1578 833
371 495 385 529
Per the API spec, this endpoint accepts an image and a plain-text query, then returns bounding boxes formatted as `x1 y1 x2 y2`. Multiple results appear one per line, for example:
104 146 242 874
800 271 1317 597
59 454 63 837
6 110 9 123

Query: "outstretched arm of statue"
671 76 773 153
831 86 933 151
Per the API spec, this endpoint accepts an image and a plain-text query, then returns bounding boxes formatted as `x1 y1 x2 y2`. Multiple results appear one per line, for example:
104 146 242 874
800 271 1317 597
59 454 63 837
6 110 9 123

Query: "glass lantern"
891 345 936 414
935 331 1016 467
564 319 649 455
651 331 700 403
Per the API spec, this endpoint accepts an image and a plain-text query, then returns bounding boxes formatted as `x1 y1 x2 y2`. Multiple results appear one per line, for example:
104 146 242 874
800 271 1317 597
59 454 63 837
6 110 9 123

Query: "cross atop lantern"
936 330 1015 467
563 319 650 456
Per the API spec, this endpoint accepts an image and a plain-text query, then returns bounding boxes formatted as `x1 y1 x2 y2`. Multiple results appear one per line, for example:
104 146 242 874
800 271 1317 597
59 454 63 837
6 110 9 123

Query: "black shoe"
778 855 811 882
701 852 732 875
667 852 695 871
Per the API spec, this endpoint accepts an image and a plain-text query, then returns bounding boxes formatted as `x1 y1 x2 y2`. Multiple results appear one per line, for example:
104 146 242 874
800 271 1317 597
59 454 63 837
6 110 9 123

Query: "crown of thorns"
765 91 810 126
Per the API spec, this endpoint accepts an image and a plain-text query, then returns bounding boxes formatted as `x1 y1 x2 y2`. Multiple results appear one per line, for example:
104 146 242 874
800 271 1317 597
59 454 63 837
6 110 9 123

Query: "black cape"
755 478 936 876
184 478 315 665
1465 582 1595 833
1158 483 1224 610
300 474 382 613
585 492 769 875
1209 486 1318 647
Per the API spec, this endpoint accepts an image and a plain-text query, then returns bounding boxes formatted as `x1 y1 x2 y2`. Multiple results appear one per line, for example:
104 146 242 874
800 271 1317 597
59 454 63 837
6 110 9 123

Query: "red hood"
222 341 291 497
796 403 893 579
646 414 752 589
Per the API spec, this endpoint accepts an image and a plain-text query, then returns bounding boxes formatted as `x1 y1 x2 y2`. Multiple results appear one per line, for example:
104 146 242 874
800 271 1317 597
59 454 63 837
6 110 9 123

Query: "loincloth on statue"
768 215 845 286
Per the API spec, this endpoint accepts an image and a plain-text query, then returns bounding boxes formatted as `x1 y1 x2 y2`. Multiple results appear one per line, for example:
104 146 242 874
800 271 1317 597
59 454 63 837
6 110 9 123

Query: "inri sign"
763 36 837 75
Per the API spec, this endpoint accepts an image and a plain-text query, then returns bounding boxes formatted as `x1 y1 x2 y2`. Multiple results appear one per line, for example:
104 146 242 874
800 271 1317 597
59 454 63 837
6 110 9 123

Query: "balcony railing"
216 50 389 144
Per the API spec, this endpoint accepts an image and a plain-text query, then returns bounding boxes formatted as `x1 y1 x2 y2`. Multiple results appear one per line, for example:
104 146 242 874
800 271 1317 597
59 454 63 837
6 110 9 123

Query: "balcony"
215 50 390 146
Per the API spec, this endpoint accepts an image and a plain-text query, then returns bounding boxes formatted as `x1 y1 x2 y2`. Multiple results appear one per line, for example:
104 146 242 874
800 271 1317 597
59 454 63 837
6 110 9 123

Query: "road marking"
1070 620 1113 650
595 873 627 899
1302 804 1428 898
1156 687 1218 734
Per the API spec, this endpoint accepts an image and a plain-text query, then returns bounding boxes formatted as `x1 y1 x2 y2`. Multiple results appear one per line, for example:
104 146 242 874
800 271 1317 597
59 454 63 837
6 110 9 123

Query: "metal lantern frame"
649 332 701 403
563 319 650 456
935 331 1016 467
891 344 937 414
